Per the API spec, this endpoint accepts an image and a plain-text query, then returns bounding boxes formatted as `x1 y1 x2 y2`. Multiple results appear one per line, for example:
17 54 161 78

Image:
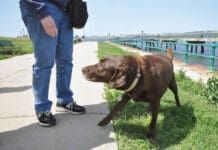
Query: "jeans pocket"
20 1 41 41
20 2 32 24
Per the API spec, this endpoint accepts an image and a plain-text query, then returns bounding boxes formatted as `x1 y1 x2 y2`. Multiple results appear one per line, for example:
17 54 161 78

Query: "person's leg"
55 12 74 105
20 1 61 112
55 11 86 114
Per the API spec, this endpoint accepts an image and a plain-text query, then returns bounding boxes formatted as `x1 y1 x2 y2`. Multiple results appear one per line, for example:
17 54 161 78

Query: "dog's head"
82 55 135 89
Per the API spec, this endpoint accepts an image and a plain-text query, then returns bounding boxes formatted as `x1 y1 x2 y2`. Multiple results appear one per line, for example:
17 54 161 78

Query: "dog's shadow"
115 102 196 149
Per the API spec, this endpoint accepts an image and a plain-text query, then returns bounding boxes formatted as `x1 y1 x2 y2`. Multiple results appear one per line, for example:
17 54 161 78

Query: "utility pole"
108 33 111 41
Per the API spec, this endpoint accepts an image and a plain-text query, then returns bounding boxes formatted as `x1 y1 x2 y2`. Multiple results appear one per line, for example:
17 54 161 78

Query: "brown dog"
82 48 181 138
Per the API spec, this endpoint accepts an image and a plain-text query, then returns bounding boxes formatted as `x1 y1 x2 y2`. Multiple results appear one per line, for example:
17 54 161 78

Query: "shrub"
177 69 187 80
176 69 205 97
203 76 218 104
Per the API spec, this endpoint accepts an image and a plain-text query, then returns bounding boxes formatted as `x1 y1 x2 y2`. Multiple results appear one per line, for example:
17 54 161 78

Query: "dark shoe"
56 101 86 114
36 111 56 127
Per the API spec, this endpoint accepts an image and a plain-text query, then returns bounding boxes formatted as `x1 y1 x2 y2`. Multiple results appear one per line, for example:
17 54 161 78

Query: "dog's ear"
108 67 126 89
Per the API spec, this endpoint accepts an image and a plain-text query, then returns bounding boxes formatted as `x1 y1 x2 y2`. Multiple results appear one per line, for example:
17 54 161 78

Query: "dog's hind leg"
98 93 131 126
169 74 181 107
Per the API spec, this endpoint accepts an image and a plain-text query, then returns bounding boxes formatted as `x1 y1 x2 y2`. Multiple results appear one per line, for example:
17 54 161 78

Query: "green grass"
98 42 218 150
97 42 132 59
0 37 33 60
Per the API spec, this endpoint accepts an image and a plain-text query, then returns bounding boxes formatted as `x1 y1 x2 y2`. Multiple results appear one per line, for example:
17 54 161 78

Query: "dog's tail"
167 48 174 61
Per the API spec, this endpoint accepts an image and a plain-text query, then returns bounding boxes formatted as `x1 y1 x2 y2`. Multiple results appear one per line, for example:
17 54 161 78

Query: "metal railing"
111 38 218 71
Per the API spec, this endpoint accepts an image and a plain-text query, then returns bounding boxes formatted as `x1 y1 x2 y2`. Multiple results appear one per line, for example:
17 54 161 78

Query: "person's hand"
40 16 58 37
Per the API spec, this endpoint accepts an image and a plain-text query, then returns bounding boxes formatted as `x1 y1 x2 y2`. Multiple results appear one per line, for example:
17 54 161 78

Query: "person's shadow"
0 85 32 94
114 102 196 149
0 103 116 150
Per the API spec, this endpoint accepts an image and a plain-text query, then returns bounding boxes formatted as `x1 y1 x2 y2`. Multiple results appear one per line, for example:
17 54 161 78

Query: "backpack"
69 0 88 29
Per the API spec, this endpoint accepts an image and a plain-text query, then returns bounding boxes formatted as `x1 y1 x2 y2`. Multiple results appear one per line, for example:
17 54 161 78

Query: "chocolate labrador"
82 48 181 138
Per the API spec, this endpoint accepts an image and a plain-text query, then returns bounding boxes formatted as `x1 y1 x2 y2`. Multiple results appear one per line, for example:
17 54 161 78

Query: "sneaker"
36 111 56 127
56 101 86 114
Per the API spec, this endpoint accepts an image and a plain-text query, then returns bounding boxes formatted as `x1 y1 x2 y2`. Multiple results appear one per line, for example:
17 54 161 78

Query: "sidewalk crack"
0 115 35 119
0 67 30 81
0 113 108 120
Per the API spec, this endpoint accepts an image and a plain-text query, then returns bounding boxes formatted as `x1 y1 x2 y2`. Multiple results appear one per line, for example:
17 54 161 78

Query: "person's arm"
24 0 58 37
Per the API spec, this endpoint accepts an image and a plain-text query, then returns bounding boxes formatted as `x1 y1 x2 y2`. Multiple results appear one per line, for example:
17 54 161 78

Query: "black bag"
69 0 88 29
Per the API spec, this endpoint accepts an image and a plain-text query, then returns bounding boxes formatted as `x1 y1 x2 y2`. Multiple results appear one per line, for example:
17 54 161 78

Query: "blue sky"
0 0 218 37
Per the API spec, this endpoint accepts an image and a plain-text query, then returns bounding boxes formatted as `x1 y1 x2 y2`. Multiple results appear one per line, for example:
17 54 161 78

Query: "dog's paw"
98 120 109 126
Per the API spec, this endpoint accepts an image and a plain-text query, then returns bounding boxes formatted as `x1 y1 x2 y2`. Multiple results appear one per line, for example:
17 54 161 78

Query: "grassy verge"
98 42 218 150
0 37 82 60
0 37 33 60
97 42 132 59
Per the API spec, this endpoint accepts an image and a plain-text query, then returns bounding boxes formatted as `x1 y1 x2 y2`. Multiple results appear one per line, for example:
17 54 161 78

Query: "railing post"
146 42 149 51
184 43 189 64
141 39 144 50
160 41 163 51
156 40 160 51
209 43 216 71
169 42 172 49
143 40 145 51
174 43 177 50
190 45 193 53
148 42 151 52
201 45 205 54
135 40 137 48
195 45 198 53
152 42 155 49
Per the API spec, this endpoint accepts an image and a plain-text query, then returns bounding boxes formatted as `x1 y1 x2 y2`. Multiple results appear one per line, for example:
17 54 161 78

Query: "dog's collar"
125 57 141 92
110 68 118 82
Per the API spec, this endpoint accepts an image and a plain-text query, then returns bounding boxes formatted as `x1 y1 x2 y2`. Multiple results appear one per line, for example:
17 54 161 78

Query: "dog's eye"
100 58 107 63
97 68 103 74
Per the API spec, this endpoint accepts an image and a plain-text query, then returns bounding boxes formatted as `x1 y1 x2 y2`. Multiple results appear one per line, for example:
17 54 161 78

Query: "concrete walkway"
0 42 118 150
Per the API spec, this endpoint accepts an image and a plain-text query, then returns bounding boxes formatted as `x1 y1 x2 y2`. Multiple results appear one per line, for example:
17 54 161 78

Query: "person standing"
19 0 86 127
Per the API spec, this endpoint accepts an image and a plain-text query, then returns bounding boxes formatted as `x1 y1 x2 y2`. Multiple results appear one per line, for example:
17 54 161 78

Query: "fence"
111 38 218 71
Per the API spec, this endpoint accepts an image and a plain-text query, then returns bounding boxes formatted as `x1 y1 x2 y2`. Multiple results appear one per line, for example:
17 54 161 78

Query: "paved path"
0 42 118 150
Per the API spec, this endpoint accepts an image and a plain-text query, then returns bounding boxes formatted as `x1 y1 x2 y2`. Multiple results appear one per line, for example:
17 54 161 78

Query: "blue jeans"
20 1 74 112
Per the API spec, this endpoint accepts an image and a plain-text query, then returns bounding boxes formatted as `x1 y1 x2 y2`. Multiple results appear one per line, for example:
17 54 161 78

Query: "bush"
176 70 205 96
13 49 24 55
203 76 218 104
177 69 187 80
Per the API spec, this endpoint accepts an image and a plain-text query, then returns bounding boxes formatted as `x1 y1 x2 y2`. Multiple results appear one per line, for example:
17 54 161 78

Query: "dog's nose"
82 67 88 74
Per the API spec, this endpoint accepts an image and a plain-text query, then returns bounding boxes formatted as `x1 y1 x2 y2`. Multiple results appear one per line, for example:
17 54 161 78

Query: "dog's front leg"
98 93 131 126
146 101 160 138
